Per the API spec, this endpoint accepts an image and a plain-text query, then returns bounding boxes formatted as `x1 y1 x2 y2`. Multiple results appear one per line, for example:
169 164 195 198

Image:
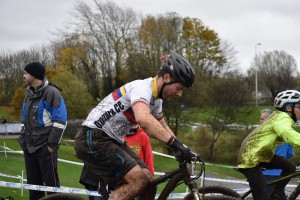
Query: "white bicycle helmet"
274 90 300 109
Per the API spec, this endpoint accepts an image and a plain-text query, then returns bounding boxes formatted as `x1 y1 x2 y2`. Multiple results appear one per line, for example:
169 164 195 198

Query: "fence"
0 123 22 135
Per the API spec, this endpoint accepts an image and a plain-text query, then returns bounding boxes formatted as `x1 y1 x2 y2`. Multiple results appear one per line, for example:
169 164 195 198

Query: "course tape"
0 180 188 199
4 143 297 196
0 181 101 196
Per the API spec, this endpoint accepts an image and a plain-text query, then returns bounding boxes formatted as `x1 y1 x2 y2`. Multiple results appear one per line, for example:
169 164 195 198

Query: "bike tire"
183 185 241 200
39 193 85 200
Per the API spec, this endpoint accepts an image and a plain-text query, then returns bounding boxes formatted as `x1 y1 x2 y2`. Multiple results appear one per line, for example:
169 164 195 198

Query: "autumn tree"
51 36 101 99
47 67 95 119
181 17 226 77
10 67 95 120
126 12 183 81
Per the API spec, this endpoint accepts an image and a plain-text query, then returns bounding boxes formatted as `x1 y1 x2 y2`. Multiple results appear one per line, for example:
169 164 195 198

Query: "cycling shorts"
75 127 147 184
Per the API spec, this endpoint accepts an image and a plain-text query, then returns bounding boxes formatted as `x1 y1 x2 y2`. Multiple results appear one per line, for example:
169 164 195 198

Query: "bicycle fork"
180 162 201 200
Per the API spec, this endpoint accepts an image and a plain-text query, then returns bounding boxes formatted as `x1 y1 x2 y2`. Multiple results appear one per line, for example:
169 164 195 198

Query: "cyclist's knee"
285 161 296 174
142 168 153 181
125 165 149 187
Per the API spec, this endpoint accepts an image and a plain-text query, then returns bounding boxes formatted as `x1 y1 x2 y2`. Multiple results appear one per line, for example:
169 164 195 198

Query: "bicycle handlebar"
179 150 205 180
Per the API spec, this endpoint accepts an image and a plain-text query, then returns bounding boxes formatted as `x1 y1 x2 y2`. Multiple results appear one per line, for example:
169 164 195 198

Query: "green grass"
0 139 86 200
179 105 275 127
205 163 244 179
0 138 242 199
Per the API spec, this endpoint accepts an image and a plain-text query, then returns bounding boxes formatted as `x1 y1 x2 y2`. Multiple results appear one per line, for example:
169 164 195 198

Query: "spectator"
124 124 156 200
261 109 294 200
124 124 155 175
18 62 67 200
1 116 7 124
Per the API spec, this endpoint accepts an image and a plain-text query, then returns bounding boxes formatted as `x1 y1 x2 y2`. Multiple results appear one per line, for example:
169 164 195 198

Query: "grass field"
0 138 242 199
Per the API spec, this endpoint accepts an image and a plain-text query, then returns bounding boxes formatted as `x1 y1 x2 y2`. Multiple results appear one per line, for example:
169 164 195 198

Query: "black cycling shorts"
75 127 147 184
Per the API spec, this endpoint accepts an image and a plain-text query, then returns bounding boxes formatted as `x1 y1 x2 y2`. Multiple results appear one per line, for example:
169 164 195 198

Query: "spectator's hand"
48 146 54 153
167 137 192 162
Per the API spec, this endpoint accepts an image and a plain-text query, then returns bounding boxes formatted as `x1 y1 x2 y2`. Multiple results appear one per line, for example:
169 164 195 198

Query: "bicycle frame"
240 169 300 199
149 154 204 200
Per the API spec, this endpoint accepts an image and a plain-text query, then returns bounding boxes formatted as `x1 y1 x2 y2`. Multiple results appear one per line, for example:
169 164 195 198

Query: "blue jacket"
262 143 294 176
19 78 67 153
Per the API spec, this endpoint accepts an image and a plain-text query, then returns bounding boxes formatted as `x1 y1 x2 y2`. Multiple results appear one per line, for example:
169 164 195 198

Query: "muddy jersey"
82 77 163 143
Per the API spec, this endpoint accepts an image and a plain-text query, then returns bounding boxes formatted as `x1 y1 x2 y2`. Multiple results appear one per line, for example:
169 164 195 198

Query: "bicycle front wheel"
183 185 241 200
39 193 85 200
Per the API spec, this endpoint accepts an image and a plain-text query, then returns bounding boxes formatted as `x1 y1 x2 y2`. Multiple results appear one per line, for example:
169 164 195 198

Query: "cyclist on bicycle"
237 90 300 200
75 50 195 200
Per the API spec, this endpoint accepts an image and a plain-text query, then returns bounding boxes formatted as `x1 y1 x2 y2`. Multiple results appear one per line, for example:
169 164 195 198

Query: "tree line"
0 0 299 160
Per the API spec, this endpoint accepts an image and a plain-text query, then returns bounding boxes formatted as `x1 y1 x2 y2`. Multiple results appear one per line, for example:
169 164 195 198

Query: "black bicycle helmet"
160 50 195 88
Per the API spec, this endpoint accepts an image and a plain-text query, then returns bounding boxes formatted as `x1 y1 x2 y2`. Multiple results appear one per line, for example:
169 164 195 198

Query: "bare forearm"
160 118 176 137
138 113 171 143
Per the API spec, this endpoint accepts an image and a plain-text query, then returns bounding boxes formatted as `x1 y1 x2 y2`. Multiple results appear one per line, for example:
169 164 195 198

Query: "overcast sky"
1 0 299 73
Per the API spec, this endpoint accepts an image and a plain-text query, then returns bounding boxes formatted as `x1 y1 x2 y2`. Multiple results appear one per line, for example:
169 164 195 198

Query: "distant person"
261 109 294 200
124 124 156 200
18 62 67 200
124 124 155 176
1 116 7 124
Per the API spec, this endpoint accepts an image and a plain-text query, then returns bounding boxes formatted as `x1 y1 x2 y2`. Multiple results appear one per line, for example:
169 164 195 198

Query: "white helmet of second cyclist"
274 90 300 110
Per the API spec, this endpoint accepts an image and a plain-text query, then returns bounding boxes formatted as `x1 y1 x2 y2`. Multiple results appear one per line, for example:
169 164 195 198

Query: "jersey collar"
152 77 158 99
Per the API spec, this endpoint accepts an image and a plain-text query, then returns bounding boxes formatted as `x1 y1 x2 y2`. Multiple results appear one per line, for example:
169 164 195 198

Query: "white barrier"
0 123 22 134
0 181 101 196
4 142 297 198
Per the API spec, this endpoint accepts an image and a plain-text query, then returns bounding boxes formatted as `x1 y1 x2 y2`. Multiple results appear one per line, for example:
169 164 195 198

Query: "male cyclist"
75 51 195 200
238 90 300 200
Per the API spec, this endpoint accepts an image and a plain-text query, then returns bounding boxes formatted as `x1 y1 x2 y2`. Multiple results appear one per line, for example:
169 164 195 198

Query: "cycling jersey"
238 111 300 168
82 77 163 143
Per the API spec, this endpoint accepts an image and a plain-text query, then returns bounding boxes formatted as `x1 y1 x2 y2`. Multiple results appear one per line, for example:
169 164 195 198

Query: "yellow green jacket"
237 111 300 168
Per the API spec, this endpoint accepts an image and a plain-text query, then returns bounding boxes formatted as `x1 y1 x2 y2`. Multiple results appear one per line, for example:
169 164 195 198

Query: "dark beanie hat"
24 62 45 80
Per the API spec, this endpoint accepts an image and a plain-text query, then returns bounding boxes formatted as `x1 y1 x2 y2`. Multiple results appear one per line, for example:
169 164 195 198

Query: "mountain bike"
187 169 300 200
40 151 240 200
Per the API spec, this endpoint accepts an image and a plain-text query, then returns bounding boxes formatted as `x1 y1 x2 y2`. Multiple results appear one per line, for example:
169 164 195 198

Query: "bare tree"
219 40 240 76
0 48 50 104
249 50 298 98
68 0 139 95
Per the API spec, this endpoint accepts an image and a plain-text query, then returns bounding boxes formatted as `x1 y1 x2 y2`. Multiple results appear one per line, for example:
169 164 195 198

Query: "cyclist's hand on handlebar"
167 136 192 162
